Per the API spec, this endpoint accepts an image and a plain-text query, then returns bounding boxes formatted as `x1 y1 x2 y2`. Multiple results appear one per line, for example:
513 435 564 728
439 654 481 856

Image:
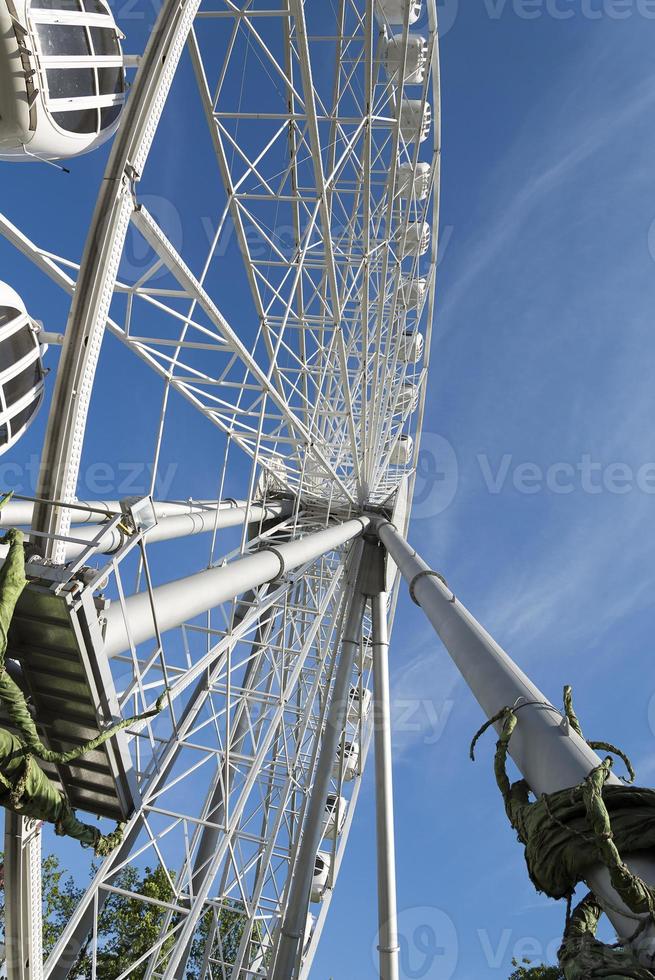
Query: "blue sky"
3 0 655 978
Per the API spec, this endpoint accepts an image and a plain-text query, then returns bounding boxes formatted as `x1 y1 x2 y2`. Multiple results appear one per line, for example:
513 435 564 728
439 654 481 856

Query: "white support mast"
374 517 655 963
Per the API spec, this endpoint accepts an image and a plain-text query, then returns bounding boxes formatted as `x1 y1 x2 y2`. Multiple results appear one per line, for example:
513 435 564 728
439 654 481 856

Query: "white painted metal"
376 518 655 963
3 815 43 980
103 516 369 657
62 499 292 560
371 592 400 980
0 0 442 977
0 0 125 161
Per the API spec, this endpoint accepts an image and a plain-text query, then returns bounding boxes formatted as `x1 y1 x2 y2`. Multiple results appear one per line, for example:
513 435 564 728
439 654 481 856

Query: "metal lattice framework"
0 0 441 977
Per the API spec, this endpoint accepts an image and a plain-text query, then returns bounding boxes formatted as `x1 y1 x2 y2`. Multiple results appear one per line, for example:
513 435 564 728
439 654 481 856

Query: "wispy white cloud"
438 72 655 328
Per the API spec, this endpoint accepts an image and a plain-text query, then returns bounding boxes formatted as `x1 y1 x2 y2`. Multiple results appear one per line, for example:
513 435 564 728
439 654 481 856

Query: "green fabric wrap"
0 668 166 765
472 686 655 977
558 893 654 979
0 727 99 846
0 519 158 854
0 526 28 665
472 693 655 906
509 777 655 902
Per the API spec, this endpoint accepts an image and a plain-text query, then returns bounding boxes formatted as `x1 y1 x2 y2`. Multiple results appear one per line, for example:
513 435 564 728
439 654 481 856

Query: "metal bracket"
259 546 286 579
408 569 455 605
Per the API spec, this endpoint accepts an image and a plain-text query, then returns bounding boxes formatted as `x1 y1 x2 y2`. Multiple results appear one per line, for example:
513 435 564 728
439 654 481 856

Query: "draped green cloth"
558 893 653 979
0 514 164 854
472 690 655 978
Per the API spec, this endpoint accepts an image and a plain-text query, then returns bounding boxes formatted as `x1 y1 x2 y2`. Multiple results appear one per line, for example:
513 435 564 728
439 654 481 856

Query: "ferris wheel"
0 0 441 977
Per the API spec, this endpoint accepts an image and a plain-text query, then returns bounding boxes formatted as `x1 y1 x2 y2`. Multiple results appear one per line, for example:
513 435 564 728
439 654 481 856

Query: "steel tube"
371 592 399 980
0 498 247 527
375 518 655 961
62 500 292 560
271 583 366 980
103 517 369 658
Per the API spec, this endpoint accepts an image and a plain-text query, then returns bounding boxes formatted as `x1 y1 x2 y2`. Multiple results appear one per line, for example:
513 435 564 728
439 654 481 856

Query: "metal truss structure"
0 1 442 978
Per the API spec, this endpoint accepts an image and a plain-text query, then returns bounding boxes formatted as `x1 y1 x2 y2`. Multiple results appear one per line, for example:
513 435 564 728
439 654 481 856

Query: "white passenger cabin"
384 34 427 85
399 275 428 309
0 281 46 452
396 162 432 202
396 220 430 257
397 382 419 415
389 434 414 466
0 0 125 161
322 793 347 840
333 739 360 781
399 98 431 144
376 0 422 26
347 685 372 724
311 851 331 903
398 329 424 364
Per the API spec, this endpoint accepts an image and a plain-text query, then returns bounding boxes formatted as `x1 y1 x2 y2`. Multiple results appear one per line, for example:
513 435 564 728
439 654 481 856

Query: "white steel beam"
371 592 399 980
30 0 204 559
104 517 369 657
4 815 43 980
131 205 356 506
63 499 292 560
375 518 655 963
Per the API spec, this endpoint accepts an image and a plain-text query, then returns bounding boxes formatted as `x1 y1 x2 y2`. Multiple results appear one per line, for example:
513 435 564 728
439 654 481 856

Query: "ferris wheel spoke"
129 203 357 503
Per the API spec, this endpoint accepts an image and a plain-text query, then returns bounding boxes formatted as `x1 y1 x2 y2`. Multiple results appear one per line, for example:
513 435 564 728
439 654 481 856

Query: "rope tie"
472 685 655 976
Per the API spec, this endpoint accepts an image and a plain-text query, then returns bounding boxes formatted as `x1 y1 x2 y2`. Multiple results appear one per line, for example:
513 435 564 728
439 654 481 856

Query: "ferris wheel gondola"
0 0 125 160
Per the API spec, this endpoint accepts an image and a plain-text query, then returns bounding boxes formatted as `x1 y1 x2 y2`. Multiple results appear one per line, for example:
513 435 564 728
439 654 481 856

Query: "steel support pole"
271 578 367 980
62 499 292 560
4 815 43 980
371 592 399 980
0 498 247 528
375 518 655 961
103 517 369 657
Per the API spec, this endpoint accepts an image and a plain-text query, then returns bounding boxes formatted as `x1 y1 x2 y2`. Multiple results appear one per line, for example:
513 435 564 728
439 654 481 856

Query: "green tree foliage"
0 852 256 979
509 958 564 979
